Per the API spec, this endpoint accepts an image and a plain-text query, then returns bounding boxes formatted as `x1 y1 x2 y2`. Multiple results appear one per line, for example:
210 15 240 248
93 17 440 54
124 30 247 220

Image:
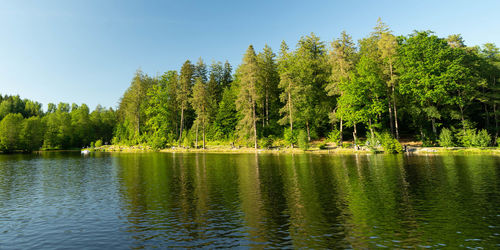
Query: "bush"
95 139 103 148
475 129 491 147
284 128 298 147
458 128 491 147
458 128 476 147
90 141 95 148
326 129 341 145
365 133 380 148
379 132 403 154
297 130 309 150
181 130 194 148
438 128 454 147
149 134 167 150
259 136 274 149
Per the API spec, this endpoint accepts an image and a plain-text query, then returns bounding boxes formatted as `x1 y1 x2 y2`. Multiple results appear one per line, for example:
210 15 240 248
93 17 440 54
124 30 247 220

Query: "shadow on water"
0 152 499 248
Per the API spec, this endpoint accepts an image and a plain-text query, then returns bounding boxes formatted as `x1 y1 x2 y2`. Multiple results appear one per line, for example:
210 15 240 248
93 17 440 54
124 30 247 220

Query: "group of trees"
115 19 500 149
2 19 498 152
0 94 116 152
114 60 234 148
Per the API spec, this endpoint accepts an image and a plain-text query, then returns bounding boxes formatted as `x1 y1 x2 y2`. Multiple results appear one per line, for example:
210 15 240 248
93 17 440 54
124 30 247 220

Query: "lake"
0 152 499 248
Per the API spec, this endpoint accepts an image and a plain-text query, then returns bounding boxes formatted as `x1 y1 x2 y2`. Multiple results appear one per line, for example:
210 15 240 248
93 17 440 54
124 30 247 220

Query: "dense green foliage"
438 128 455 147
379 132 403 153
112 20 499 150
3 20 495 153
0 94 116 152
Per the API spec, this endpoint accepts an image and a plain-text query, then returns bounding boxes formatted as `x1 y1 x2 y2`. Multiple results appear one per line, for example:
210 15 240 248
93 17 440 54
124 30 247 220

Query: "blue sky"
1 0 499 110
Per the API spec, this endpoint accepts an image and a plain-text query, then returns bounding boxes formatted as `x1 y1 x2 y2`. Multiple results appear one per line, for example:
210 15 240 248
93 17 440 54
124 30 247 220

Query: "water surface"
0 152 499 248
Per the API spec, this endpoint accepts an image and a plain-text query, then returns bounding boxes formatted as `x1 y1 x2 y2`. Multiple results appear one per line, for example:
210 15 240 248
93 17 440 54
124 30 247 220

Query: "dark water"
0 152 499 249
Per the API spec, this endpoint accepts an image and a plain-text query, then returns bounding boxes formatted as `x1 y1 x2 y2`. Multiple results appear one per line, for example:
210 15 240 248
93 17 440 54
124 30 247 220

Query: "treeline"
0 95 116 152
113 19 499 149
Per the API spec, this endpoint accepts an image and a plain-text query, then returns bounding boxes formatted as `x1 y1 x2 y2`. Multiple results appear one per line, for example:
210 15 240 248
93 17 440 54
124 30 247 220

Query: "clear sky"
1 0 499 110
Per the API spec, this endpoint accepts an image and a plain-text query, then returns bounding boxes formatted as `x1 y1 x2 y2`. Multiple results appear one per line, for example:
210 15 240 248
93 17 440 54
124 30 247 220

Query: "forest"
114 20 500 150
0 95 116 152
1 19 499 152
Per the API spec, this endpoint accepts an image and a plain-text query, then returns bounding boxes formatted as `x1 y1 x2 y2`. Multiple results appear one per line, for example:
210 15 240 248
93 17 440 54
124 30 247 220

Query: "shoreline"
81 145 500 155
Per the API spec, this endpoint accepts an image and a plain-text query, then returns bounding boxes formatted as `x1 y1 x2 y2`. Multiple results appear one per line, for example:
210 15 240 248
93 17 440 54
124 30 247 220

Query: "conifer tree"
191 77 210 149
194 57 208 83
327 31 357 145
222 60 233 89
118 69 152 141
293 33 329 141
236 45 260 148
178 60 194 146
375 18 400 139
277 41 298 147
257 44 280 130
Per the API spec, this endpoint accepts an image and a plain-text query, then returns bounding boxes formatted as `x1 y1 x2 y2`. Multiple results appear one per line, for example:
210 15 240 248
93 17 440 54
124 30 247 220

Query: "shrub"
95 139 103 148
284 128 298 147
326 129 341 145
438 128 454 147
457 128 491 147
458 128 476 147
475 129 491 147
365 133 380 149
181 130 194 148
259 136 274 149
297 130 309 150
149 134 167 150
379 132 403 154
318 142 327 150
90 141 95 148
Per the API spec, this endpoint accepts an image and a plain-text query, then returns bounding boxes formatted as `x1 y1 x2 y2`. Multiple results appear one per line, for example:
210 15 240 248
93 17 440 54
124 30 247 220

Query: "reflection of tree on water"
117 153 246 247
236 153 265 246
114 153 500 248
331 155 421 248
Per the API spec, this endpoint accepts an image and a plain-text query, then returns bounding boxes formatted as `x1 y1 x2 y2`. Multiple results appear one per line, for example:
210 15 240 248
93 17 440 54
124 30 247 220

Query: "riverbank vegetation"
0 95 116 152
1 19 499 154
113 19 500 152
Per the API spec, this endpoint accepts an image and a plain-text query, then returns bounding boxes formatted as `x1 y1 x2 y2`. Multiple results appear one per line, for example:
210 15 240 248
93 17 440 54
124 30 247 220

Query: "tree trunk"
202 119 206 149
174 119 178 141
179 107 184 146
494 103 498 145
353 123 357 144
262 105 265 127
306 121 311 142
195 122 198 149
266 89 269 126
252 101 258 149
339 118 343 146
420 125 425 142
431 118 437 136
388 93 394 137
392 85 399 140
136 113 140 136
368 118 374 138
